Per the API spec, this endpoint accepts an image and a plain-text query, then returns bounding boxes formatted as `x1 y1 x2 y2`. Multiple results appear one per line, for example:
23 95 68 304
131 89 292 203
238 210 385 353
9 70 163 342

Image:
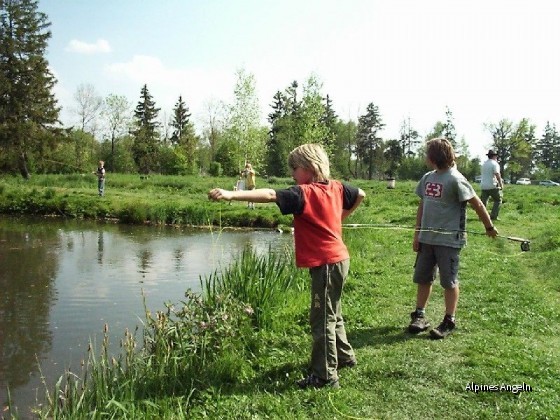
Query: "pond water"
0 216 293 417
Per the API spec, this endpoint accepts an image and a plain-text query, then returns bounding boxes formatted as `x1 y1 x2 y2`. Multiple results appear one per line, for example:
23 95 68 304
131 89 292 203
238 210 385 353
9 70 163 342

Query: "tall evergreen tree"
442 106 457 147
265 82 302 177
535 122 560 170
132 84 160 173
170 95 190 145
399 117 420 156
321 94 338 154
0 0 59 177
355 103 385 179
171 95 197 174
267 91 287 176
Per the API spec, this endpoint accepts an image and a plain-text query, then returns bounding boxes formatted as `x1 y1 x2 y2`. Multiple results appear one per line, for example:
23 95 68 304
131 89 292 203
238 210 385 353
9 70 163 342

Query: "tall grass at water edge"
1 176 558 418
28 247 307 419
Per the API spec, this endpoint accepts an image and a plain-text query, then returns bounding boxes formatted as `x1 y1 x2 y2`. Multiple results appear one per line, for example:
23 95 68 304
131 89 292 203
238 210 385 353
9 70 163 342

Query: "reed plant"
201 245 305 330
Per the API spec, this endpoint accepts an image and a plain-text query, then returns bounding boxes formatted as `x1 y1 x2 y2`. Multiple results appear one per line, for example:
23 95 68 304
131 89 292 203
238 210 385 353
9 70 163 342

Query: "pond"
0 216 293 417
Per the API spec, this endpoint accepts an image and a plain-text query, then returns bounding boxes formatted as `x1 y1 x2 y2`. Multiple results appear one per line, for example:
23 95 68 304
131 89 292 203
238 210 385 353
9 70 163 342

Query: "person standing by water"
93 160 105 196
241 162 256 209
480 149 503 221
209 144 365 388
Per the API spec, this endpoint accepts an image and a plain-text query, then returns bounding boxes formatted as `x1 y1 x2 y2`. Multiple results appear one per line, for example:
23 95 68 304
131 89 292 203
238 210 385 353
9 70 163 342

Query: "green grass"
1 175 558 418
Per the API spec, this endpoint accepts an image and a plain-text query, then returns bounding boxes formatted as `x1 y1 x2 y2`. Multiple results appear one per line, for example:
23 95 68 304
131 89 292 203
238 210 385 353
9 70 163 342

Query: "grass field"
1 174 559 419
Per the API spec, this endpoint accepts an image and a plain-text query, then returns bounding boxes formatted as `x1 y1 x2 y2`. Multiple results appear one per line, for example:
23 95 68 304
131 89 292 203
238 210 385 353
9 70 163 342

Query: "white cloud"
65 39 112 54
105 55 235 120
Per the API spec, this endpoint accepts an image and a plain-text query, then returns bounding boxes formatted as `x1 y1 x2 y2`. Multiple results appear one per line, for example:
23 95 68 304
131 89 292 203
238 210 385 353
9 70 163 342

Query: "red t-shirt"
275 180 359 268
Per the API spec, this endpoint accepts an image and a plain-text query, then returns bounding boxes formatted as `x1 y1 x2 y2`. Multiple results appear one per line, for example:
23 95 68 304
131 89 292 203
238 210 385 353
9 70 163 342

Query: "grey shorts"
413 243 460 289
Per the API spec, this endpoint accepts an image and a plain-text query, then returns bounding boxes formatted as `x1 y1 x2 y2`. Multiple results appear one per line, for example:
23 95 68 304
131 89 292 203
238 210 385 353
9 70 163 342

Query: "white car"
516 178 531 185
539 180 559 187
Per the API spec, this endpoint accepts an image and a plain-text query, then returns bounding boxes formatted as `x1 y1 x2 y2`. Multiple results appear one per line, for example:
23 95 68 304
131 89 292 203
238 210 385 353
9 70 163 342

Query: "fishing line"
343 223 531 251
43 158 89 172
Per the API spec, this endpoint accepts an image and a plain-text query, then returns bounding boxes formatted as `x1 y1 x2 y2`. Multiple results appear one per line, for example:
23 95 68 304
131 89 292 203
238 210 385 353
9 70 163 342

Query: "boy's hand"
208 188 232 201
413 234 420 252
486 226 498 238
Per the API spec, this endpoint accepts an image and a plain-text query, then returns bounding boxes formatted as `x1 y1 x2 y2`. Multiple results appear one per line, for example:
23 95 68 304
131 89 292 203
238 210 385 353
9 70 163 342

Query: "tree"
355 103 385 179
485 118 535 181
102 94 131 171
132 84 160 173
73 83 103 135
265 81 302 177
332 119 356 179
171 95 197 174
267 91 289 176
383 139 403 178
320 94 338 153
535 122 560 170
0 0 59 177
300 75 330 150
199 98 225 172
399 117 420 156
221 68 266 175
442 106 457 148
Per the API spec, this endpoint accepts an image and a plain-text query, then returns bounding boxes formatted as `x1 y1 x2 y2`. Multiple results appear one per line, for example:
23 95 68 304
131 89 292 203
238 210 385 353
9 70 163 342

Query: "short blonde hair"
287 143 330 181
426 137 455 169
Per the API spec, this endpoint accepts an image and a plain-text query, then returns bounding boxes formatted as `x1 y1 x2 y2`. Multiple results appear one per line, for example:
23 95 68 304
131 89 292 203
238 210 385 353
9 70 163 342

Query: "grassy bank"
1 174 559 418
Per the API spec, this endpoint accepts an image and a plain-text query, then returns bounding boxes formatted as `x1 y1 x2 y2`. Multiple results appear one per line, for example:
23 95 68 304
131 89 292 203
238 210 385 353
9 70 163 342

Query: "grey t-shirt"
415 166 476 248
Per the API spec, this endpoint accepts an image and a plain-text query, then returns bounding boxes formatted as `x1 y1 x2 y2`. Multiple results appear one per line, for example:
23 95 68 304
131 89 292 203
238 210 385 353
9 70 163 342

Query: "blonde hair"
426 137 455 169
287 143 330 181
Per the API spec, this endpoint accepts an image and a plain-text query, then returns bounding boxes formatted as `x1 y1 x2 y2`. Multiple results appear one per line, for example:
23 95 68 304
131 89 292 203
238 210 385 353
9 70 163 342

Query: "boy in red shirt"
208 144 365 388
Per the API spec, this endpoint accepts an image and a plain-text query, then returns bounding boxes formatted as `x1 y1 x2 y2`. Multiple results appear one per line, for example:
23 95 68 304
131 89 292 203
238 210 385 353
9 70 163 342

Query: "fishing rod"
43 159 91 172
343 223 531 252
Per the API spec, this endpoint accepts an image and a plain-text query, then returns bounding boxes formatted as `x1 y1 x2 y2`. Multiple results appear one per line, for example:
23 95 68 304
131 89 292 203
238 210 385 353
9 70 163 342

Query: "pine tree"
535 122 559 170
321 94 338 154
266 91 287 176
0 0 59 177
355 103 385 179
132 84 160 173
442 106 457 148
171 95 190 145
171 95 197 174
265 81 303 176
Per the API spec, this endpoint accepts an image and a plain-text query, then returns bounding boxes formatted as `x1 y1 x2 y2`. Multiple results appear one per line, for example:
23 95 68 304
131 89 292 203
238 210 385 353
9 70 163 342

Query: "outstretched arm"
208 188 277 203
468 196 498 237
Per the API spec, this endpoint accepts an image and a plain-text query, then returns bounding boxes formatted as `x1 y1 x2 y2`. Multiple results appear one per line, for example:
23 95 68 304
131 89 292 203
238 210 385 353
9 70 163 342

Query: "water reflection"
97 231 104 265
0 221 60 418
0 217 293 416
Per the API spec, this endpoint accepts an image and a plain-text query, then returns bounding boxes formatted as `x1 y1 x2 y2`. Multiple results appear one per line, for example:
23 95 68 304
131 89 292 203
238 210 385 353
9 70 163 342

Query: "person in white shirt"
480 150 503 221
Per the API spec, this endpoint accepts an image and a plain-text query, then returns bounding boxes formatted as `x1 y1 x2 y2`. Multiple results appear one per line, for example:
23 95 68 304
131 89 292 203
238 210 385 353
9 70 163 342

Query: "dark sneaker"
408 311 430 333
297 374 340 389
430 315 456 339
338 358 357 370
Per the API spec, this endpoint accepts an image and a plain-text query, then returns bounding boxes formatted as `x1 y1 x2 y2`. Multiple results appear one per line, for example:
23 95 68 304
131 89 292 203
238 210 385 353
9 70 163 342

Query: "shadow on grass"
349 325 429 349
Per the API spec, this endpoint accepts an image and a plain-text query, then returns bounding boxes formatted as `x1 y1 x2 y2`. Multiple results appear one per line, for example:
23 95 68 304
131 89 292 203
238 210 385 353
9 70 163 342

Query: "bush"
209 162 223 177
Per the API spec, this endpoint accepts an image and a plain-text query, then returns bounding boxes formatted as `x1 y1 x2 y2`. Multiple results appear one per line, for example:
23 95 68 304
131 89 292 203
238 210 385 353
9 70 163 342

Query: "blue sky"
39 0 560 160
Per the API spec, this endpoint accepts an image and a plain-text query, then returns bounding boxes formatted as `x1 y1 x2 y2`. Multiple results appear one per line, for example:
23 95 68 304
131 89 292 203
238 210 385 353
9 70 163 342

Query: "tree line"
2 0 559 182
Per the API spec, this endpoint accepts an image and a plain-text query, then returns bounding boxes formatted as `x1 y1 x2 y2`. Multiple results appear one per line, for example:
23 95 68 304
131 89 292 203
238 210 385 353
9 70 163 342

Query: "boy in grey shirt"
408 138 498 339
